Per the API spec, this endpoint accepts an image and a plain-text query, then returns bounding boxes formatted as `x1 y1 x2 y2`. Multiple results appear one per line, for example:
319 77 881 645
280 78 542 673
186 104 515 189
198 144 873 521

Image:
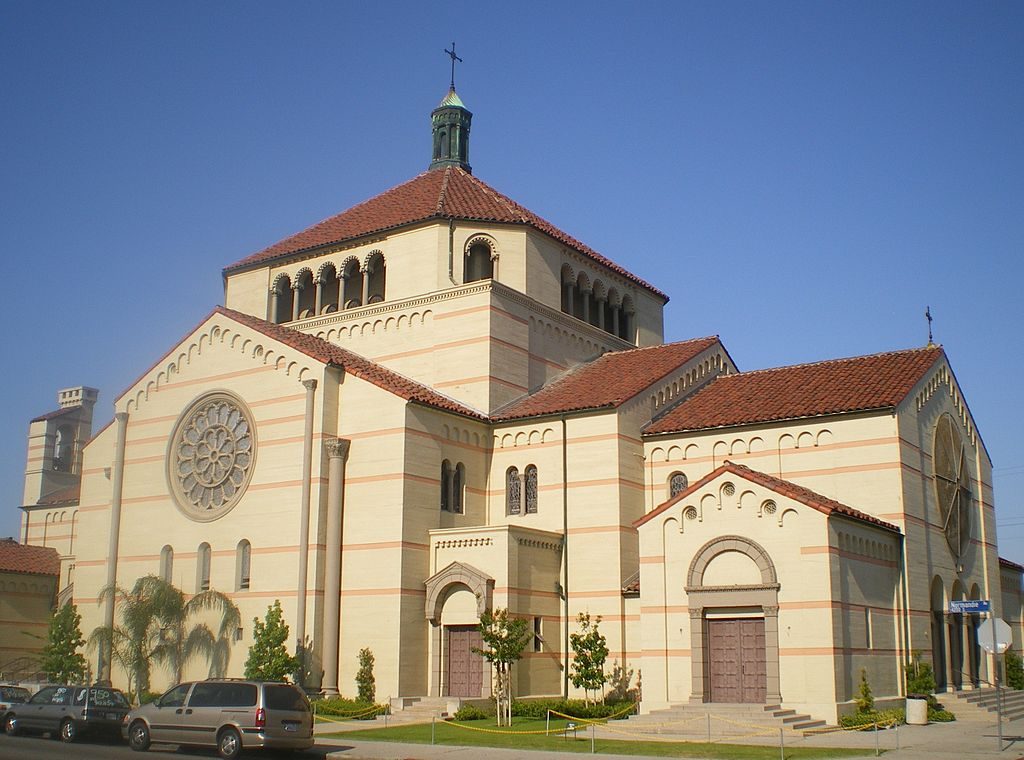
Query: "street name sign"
950 599 991 614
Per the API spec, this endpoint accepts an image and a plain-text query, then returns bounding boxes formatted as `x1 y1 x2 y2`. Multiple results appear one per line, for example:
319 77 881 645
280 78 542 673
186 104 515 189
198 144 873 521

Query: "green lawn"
324 718 873 758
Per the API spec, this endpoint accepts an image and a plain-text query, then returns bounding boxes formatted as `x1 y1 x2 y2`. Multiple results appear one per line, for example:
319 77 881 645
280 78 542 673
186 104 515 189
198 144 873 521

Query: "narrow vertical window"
440 460 452 512
237 539 251 591
453 463 466 514
669 472 688 498
865 608 872 649
160 545 174 583
533 616 543 652
197 543 211 592
506 467 521 515
525 465 538 514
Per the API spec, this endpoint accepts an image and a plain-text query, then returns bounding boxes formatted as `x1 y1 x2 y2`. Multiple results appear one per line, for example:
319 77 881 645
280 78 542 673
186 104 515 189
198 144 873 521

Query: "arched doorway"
424 562 494 698
686 536 781 704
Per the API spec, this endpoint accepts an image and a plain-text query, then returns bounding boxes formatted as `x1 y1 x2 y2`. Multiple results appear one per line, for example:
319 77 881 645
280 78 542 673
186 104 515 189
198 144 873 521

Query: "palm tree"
89 575 240 696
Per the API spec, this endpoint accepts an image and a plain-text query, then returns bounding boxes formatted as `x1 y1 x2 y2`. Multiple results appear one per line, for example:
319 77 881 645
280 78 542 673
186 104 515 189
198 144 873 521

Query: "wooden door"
445 625 483 697
707 618 766 703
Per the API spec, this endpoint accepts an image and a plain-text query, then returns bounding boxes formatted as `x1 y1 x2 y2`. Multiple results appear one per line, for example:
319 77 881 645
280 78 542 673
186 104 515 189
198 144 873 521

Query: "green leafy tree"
244 600 299 681
356 647 376 703
475 608 531 726
1006 650 1024 690
41 602 87 684
855 668 874 714
89 575 240 697
570 612 609 704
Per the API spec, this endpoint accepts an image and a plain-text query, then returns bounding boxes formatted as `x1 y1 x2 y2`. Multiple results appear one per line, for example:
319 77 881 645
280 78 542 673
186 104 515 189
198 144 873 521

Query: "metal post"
779 726 784 760
993 612 1002 751
546 710 550 735
707 712 711 742
431 717 435 745
895 722 899 751
874 721 879 756
591 722 595 754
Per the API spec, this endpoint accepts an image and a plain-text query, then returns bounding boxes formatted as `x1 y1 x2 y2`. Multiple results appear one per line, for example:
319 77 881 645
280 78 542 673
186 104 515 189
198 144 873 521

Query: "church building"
18 85 1024 724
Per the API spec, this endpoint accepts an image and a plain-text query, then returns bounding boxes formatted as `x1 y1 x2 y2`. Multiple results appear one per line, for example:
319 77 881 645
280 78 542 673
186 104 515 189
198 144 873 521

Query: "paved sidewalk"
312 713 1024 759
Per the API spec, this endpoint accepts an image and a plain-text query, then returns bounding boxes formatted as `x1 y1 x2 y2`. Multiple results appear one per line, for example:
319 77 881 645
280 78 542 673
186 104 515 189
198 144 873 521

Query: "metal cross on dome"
445 42 463 90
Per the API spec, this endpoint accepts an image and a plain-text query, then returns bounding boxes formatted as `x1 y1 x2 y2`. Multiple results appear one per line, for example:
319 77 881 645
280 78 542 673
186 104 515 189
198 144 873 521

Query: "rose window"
169 395 255 520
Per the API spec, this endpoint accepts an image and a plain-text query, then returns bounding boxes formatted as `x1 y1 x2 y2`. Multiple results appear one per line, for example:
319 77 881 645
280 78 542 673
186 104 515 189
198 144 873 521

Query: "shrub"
356 648 375 703
510 698 635 720
312 695 387 720
904 652 936 699
855 669 874 714
1007 650 1024 690
839 707 904 728
454 703 493 720
928 707 956 722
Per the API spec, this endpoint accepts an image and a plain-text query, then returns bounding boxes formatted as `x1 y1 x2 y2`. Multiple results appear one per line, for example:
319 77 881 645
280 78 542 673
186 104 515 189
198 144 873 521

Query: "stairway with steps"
380 696 465 724
622 702 827 736
947 687 1024 721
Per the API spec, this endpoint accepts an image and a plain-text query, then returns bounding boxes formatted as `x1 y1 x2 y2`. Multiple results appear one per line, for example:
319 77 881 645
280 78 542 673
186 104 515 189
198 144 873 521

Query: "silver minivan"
123 679 314 759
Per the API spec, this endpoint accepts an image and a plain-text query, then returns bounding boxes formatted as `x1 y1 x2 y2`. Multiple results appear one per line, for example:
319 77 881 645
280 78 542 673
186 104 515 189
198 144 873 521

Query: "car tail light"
255 707 265 729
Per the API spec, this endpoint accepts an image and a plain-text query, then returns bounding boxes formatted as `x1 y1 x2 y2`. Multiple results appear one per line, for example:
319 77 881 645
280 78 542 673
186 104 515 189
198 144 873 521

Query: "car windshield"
263 685 309 712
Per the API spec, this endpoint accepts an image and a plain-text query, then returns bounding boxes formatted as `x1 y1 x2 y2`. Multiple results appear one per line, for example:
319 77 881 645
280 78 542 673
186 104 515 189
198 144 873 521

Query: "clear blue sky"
2 2 1022 560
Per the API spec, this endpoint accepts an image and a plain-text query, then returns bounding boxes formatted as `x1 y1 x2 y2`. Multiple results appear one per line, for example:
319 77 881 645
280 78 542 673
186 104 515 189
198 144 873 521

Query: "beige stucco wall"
0 570 56 668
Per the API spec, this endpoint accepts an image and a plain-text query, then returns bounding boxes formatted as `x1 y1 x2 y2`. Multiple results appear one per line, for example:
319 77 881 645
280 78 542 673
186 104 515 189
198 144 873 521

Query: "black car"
3 684 129 742
0 686 30 725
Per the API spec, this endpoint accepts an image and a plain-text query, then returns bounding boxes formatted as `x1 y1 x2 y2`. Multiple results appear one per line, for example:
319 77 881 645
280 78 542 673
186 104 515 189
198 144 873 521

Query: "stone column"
336 273 346 311
611 305 620 337
563 283 574 315
942 613 955 691
688 607 705 703
580 288 591 323
764 605 782 703
270 288 280 323
291 283 301 322
320 438 351 697
595 297 606 330
294 379 317 684
360 265 370 307
314 277 324 316
490 252 499 282
99 411 129 685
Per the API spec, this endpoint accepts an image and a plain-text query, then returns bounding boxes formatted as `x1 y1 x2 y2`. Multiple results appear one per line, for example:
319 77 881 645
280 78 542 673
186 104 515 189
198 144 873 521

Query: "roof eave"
643 405 899 438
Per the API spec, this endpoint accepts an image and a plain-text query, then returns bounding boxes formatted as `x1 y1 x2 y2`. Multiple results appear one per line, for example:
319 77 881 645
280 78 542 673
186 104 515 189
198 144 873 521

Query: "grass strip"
325 718 872 758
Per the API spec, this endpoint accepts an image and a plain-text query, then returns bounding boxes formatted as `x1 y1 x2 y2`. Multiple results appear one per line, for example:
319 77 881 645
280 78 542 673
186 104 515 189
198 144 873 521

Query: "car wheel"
60 718 78 743
217 727 242 760
128 720 151 751
3 714 18 737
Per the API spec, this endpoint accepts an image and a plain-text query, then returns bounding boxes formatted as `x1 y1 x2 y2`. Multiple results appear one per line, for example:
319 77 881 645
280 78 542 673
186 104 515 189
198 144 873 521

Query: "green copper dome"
430 88 472 172
437 88 465 108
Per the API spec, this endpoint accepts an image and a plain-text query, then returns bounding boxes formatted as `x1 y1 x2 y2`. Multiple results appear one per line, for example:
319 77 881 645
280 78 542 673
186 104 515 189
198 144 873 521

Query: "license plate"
284 724 298 732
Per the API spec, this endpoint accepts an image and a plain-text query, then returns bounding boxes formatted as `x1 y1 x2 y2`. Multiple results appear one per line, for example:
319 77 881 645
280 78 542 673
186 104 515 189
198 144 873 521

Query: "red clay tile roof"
645 346 944 435
223 167 667 299
30 407 76 423
216 308 485 419
635 461 901 532
1000 557 1024 573
492 337 721 421
0 539 60 576
36 484 81 507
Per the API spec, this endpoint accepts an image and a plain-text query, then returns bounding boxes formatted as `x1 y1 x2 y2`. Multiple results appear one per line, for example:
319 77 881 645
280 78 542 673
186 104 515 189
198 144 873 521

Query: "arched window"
453 463 466 514
366 252 386 304
236 540 251 591
342 259 363 309
52 425 74 472
271 275 293 324
197 543 211 592
319 264 339 314
669 472 688 498
440 460 452 512
506 467 521 515
525 465 538 514
465 242 494 283
295 270 315 319
160 545 174 583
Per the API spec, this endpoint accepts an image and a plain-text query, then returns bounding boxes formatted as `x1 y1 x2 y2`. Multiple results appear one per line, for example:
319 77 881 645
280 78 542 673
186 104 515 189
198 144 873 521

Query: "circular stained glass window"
167 393 256 521
933 413 971 560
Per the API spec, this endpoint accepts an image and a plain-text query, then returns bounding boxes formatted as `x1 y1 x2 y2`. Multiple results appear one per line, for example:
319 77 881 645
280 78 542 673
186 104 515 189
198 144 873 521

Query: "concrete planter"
906 697 928 725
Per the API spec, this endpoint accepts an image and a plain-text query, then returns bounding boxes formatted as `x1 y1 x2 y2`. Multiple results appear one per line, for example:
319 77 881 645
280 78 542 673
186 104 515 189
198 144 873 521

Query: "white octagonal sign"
978 618 1013 654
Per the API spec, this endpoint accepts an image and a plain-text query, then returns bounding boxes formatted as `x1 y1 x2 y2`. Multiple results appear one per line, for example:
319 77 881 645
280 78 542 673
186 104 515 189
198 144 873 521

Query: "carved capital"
763 605 779 616
688 607 703 621
114 411 129 424
324 438 351 460
302 379 318 392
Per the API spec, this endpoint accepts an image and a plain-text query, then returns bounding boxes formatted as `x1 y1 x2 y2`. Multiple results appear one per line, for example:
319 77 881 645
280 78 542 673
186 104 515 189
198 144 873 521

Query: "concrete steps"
947 688 1024 721
623 702 827 736
380 696 464 725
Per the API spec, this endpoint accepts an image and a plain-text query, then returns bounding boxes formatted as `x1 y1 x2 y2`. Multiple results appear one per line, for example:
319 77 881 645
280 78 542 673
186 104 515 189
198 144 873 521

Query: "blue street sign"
950 599 991 614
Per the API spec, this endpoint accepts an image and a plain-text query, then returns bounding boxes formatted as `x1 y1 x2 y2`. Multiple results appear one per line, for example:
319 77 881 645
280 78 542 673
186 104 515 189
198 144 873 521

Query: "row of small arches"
560 264 636 342
313 310 433 342
650 355 726 413
837 532 894 561
649 429 835 463
496 428 554 448
530 316 613 359
159 540 251 593
270 252 387 323
0 580 50 593
916 367 976 447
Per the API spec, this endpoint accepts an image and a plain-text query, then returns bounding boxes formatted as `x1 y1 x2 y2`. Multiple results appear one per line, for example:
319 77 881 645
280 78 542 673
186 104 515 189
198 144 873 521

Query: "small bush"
928 707 956 722
356 648 375 703
1007 650 1024 690
855 669 874 714
839 707 904 728
312 695 387 720
510 698 635 720
454 704 493 721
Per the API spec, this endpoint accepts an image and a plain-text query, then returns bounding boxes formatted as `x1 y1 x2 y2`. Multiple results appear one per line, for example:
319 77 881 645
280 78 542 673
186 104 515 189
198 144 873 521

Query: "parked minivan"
3 684 129 742
123 679 314 759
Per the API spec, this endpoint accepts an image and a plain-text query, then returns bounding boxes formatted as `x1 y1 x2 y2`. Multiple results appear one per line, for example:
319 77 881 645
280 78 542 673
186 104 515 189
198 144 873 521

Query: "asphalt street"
0 734 340 760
